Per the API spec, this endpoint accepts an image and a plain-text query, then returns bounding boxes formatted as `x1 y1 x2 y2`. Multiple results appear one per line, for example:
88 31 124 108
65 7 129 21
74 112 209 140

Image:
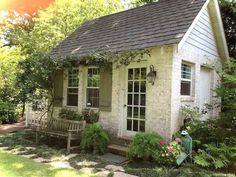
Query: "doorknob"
123 104 127 107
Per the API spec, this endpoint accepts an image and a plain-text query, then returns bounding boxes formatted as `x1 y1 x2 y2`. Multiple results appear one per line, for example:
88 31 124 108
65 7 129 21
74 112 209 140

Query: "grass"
0 150 96 177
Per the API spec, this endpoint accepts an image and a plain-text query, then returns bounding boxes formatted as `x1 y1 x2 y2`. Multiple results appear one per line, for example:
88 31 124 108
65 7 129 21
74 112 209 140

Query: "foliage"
128 132 162 161
180 105 205 125
194 143 236 169
82 109 99 123
154 139 181 166
0 101 19 124
219 0 236 59
125 164 236 177
80 49 150 67
80 123 109 154
59 108 83 121
131 0 158 7
0 0 124 116
0 45 23 103
216 59 236 112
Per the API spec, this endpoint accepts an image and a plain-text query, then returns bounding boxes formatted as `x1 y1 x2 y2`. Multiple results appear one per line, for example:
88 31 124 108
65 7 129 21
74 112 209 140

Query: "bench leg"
67 132 72 154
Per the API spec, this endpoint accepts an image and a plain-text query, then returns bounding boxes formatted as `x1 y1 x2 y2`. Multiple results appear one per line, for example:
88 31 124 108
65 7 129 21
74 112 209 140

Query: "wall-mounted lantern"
147 65 156 85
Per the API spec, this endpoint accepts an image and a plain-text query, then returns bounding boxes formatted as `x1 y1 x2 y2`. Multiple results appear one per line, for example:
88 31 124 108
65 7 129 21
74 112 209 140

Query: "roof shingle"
51 0 206 58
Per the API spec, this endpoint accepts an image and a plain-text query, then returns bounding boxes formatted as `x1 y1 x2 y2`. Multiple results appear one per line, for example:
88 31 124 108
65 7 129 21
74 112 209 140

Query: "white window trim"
63 68 79 108
85 66 100 109
181 62 193 97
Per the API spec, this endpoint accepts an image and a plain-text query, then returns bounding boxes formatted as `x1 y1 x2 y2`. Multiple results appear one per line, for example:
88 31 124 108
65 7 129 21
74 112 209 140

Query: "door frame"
122 61 147 137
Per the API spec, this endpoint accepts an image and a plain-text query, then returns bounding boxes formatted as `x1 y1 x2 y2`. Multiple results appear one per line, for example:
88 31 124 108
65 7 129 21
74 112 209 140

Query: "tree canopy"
0 0 124 115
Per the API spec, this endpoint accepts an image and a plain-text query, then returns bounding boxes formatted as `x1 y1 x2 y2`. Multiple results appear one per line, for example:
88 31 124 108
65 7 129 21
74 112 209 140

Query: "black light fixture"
146 65 156 85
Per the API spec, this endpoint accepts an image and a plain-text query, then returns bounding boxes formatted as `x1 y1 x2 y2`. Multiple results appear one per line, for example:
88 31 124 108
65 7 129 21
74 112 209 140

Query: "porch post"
25 103 32 127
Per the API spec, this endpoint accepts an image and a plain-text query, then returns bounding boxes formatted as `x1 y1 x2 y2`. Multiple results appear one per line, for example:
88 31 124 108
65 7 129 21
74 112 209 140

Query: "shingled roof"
51 0 207 58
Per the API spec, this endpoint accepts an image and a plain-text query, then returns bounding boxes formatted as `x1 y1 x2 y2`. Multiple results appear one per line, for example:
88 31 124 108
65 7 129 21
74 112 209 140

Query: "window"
67 68 79 106
86 67 100 108
181 63 192 96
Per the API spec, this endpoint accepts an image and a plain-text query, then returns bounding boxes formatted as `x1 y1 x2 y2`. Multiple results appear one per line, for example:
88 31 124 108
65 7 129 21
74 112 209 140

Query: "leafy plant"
80 123 109 154
0 101 19 124
59 108 83 121
128 132 162 161
154 139 181 166
194 143 236 169
180 105 207 125
82 109 99 123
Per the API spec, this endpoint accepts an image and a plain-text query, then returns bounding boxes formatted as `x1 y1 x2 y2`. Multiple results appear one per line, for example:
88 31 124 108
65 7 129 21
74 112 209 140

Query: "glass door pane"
126 67 146 132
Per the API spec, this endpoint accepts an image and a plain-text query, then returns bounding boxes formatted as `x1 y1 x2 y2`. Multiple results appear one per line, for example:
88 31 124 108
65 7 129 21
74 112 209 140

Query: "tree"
0 0 124 116
131 0 158 7
0 43 23 103
219 0 236 59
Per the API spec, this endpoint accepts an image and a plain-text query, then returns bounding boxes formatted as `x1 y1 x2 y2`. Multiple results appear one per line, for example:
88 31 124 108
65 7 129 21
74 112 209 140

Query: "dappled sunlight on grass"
0 150 96 177
12 162 24 169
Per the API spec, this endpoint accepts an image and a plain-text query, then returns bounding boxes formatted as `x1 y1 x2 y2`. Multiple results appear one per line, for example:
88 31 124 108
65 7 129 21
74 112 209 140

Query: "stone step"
108 144 128 157
111 136 132 147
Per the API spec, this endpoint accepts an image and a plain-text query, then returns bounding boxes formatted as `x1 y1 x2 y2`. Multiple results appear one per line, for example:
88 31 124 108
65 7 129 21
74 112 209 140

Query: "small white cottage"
51 0 229 140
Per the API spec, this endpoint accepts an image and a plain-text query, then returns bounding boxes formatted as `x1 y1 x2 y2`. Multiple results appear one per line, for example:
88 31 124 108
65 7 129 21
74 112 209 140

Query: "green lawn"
0 150 96 177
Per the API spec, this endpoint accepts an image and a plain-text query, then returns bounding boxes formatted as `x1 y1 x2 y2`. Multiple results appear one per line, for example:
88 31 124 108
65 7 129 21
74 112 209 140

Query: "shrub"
80 123 109 154
0 101 18 124
82 109 99 123
59 108 83 121
154 139 181 166
128 132 162 161
194 143 236 169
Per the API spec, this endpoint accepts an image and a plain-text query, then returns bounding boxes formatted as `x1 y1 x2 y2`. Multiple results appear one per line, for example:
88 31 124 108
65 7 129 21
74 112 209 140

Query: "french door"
125 67 146 135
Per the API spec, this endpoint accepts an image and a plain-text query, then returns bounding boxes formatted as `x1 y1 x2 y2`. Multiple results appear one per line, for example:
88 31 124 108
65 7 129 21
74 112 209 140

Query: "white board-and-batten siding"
182 7 220 58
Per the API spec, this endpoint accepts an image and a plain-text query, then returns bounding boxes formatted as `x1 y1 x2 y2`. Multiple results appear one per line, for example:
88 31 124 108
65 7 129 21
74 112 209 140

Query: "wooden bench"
35 118 86 153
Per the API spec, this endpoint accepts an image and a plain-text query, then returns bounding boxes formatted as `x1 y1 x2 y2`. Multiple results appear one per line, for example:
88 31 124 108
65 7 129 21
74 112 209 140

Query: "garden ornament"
176 130 193 165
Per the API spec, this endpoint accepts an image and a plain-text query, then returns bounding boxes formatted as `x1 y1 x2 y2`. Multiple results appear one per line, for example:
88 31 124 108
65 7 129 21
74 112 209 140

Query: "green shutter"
99 64 112 112
53 70 64 107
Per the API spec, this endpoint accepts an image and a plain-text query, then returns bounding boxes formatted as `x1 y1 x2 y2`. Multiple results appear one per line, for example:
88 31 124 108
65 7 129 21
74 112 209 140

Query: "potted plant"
82 108 99 125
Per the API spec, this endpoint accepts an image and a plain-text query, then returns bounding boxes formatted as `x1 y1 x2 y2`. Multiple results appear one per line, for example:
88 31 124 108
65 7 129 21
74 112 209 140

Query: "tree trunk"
21 101 26 118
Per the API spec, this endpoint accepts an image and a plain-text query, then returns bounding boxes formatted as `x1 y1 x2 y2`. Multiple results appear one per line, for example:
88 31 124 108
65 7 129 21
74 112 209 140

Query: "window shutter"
53 70 63 107
99 64 112 112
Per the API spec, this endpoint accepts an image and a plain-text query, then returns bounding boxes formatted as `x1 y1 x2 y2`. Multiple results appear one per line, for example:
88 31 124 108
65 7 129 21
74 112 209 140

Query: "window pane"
67 88 78 94
140 94 146 106
128 69 133 80
67 68 79 107
133 107 139 118
181 81 191 95
128 94 133 105
134 94 139 105
134 81 139 92
87 68 100 107
87 68 100 87
67 94 78 106
127 107 132 118
141 68 146 79
127 119 132 131
87 88 99 107
140 121 145 132
134 68 140 80
128 81 133 92
140 81 146 92
140 107 145 119
181 64 191 79
133 120 138 131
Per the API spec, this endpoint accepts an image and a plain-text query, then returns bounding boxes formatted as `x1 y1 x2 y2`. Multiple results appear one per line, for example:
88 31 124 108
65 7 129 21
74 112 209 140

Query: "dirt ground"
0 121 25 134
